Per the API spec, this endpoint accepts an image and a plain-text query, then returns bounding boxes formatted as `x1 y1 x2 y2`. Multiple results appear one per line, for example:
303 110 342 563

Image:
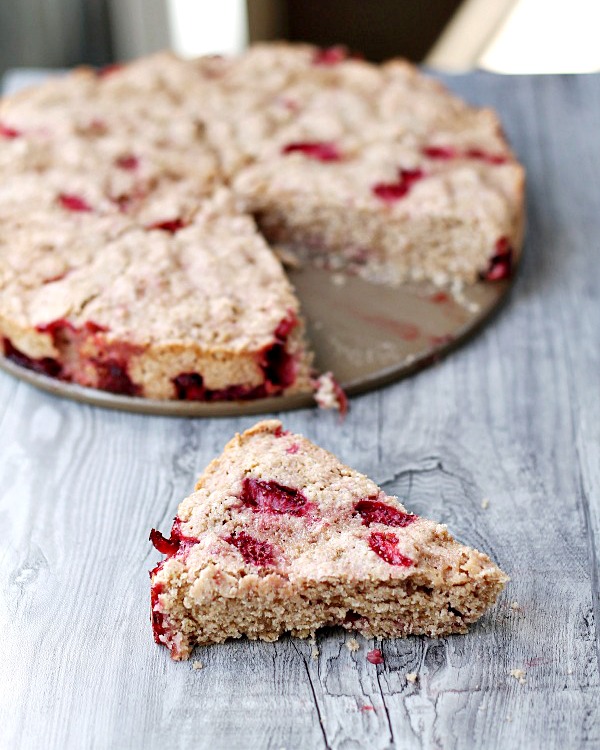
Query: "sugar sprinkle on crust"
149 419 508 659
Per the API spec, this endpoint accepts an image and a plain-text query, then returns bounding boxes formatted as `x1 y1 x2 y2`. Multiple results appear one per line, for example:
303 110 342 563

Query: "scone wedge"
149 420 507 659
0 190 312 400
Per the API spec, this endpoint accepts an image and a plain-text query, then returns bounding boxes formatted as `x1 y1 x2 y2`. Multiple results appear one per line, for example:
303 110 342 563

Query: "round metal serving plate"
0 266 513 416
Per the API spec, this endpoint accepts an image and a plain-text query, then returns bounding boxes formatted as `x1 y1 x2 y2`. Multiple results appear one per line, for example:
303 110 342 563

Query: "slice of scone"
0 190 312 399
149 419 507 659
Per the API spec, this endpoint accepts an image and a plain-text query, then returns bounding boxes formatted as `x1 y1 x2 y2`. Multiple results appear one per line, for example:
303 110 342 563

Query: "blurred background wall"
0 0 114 73
0 0 464 75
1 0 599 78
250 0 462 62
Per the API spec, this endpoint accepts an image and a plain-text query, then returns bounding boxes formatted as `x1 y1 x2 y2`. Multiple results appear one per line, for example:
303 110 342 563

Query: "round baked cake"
0 44 525 401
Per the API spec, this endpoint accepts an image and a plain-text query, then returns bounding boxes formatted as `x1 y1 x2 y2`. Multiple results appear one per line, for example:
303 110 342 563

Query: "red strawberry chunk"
149 529 180 556
115 155 139 171
261 342 296 389
224 531 277 567
423 145 507 165
3 337 62 378
58 193 92 212
372 168 425 203
97 63 124 78
84 321 109 334
399 168 424 187
422 145 457 160
35 318 77 338
369 531 413 567
150 581 167 643
465 148 508 165
274 312 298 340
354 499 417 528
174 373 205 400
481 236 513 282
0 123 21 139
35 318 108 339
94 358 140 396
147 218 186 234
372 182 409 202
240 477 312 516
313 46 348 65
150 519 199 559
173 372 273 402
367 648 384 665
332 376 349 417
282 141 341 162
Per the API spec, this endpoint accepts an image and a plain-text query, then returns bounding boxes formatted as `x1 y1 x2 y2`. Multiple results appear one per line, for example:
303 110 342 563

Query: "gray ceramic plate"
0 264 513 416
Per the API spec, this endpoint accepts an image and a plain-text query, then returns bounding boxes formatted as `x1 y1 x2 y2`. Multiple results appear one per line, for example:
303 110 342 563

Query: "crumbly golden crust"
150 420 508 659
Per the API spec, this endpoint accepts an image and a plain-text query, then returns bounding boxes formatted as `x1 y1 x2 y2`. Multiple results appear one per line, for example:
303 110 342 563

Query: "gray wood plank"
1 71 600 750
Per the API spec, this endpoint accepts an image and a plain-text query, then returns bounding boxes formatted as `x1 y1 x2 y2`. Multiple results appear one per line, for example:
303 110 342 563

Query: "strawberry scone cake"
0 44 525 399
149 420 507 658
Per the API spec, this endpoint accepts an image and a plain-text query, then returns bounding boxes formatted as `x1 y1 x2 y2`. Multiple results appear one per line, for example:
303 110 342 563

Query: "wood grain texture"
1 71 600 750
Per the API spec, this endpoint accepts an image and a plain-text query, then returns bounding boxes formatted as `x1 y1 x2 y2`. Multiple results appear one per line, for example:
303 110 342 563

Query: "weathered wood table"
1 70 599 750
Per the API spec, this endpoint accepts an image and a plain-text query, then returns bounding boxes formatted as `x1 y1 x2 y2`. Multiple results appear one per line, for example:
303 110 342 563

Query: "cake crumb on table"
310 641 320 660
509 668 526 685
192 661 203 670
406 672 418 683
313 372 349 416
346 638 360 652
510 601 521 611
481 498 490 509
